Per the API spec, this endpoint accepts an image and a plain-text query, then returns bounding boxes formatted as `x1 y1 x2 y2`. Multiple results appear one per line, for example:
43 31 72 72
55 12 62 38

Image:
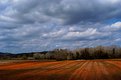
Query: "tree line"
33 45 121 60
1 45 121 60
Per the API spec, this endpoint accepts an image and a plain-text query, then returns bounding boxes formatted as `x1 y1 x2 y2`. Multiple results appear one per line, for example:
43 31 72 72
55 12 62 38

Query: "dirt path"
69 60 121 80
0 60 121 80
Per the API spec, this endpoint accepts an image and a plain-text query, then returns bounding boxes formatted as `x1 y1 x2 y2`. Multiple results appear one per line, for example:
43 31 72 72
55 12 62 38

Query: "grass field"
0 60 121 80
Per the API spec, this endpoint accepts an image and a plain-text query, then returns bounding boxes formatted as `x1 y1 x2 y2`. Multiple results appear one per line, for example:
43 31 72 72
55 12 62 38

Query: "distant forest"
1 45 121 60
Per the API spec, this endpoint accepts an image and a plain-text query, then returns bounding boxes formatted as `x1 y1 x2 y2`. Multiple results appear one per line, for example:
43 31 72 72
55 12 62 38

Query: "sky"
0 0 121 53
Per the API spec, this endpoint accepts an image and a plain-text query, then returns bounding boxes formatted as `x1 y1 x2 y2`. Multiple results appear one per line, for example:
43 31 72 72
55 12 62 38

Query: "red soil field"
0 60 121 80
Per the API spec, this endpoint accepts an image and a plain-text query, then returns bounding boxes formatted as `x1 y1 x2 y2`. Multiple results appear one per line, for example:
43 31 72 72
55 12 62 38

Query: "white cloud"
111 22 121 28
115 38 121 41
105 22 121 31
99 0 120 4
42 29 66 38
63 28 99 39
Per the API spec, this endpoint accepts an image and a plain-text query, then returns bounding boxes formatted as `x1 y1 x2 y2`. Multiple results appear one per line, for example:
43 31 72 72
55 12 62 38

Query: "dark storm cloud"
39 0 121 24
1 0 121 25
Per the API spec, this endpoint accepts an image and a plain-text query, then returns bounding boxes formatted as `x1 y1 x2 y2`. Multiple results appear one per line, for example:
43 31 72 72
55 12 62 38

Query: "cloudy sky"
0 0 121 53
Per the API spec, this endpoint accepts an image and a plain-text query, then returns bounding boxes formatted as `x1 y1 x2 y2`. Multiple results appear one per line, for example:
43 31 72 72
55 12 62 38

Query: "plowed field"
0 60 121 80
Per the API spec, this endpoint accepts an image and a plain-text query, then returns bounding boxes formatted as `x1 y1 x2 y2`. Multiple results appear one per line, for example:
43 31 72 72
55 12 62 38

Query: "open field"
1 60 121 80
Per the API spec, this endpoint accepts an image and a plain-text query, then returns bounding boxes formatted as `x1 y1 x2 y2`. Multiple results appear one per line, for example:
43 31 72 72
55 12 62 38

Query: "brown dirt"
0 60 121 80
